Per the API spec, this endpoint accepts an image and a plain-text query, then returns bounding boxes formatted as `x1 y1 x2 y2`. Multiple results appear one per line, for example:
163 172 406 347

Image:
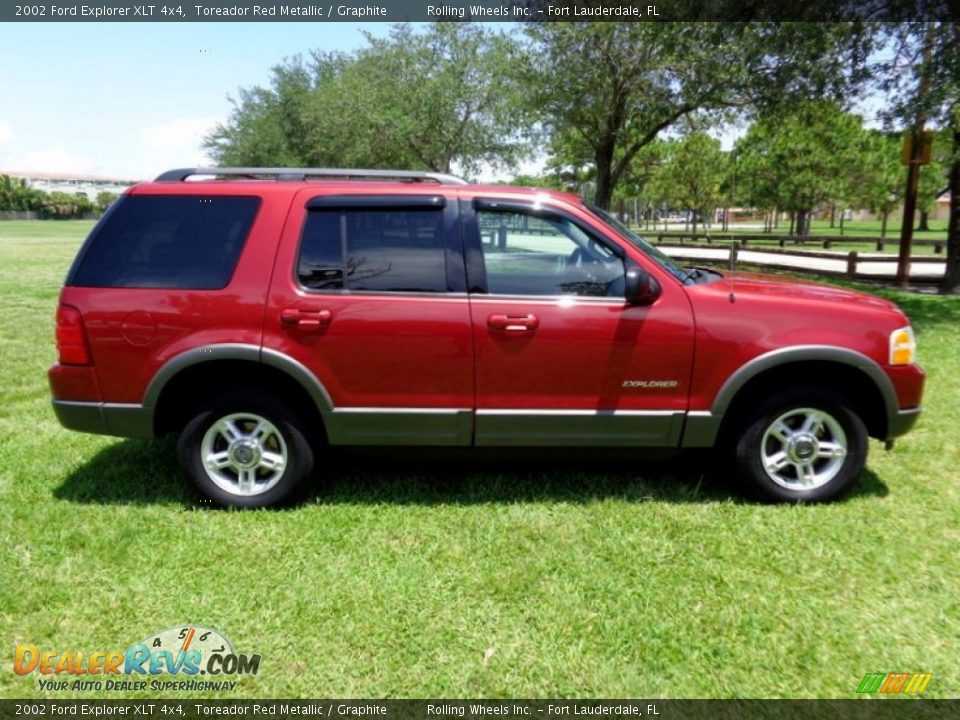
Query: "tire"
731 389 868 503
177 390 315 508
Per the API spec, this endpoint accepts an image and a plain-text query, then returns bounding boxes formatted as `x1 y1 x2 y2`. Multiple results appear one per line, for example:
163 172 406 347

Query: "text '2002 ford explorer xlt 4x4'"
49 168 925 507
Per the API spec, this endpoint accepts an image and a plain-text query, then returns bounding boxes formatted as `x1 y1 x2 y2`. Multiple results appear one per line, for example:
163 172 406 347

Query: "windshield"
585 203 692 285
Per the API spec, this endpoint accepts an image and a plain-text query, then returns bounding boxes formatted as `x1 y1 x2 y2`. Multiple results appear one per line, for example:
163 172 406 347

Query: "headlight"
889 326 916 366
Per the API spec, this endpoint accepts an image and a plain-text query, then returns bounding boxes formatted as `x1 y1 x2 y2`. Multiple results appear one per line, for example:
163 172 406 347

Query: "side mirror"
625 263 661 306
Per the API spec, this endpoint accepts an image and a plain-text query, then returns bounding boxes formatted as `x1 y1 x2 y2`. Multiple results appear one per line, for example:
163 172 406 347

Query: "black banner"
0 0 954 23
2 701 960 720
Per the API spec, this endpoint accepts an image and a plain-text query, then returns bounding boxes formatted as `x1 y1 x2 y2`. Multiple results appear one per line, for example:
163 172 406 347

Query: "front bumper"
52 400 154 438
886 406 922 440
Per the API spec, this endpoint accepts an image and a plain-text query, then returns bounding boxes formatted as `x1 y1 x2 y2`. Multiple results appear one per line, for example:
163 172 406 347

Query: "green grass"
1 220 959 699
637 219 949 255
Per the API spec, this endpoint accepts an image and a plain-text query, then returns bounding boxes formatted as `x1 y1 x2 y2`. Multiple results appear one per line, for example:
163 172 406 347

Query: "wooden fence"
650 231 945 254
657 241 945 282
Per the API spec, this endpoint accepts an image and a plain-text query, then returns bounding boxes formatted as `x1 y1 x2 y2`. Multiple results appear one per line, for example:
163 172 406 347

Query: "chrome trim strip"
469 296 626 305
476 409 677 416
334 407 470 414
296 289 471 300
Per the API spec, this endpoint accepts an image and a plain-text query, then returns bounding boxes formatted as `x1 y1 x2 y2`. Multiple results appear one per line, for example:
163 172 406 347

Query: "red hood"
720 271 900 312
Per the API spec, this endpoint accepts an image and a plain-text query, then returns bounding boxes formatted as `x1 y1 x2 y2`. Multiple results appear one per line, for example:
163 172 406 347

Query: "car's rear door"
263 189 473 445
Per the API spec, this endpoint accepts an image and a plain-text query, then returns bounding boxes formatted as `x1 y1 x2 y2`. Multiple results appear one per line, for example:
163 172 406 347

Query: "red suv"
49 168 925 507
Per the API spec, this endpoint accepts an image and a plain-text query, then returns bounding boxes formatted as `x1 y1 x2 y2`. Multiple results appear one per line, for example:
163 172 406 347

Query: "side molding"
475 409 684 447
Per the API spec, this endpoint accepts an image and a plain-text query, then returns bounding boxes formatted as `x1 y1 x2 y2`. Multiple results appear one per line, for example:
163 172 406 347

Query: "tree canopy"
205 24 532 176
735 102 866 235
526 22 873 209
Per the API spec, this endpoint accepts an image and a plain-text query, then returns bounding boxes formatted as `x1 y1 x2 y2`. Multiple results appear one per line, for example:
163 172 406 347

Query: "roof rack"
154 167 469 185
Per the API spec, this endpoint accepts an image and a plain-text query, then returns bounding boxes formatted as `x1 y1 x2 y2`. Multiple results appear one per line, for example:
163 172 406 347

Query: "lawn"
1 220 958 699
635 219 949 256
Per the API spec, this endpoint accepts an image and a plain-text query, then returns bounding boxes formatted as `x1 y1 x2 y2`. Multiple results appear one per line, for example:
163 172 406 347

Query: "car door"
463 196 695 446
263 190 473 445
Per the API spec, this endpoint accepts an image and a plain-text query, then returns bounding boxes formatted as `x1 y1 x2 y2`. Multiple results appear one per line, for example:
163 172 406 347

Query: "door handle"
281 307 332 332
487 313 539 332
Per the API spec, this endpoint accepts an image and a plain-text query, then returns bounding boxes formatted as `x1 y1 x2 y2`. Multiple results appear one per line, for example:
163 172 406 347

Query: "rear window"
69 195 260 289
298 208 447 292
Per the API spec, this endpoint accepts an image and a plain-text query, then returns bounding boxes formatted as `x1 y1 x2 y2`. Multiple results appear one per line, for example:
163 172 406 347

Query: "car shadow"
54 438 889 508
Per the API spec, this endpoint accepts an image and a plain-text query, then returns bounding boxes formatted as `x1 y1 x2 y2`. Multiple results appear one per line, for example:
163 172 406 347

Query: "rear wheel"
732 390 867 502
177 391 314 508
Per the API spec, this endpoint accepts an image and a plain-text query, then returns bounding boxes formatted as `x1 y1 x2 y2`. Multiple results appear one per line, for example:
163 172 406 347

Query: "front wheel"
177 391 315 508
733 392 868 502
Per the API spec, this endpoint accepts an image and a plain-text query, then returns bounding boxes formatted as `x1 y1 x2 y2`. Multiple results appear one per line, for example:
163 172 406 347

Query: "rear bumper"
52 400 154 438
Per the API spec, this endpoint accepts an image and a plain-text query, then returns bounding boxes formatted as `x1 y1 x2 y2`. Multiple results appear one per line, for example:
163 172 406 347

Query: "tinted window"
478 210 624 297
298 208 447 292
70 195 260 289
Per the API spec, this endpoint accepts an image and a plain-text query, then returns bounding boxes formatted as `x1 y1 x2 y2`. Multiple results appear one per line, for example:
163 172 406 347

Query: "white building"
1 170 138 200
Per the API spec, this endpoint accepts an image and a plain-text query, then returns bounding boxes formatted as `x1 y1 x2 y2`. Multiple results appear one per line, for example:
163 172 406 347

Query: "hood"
721 270 900 311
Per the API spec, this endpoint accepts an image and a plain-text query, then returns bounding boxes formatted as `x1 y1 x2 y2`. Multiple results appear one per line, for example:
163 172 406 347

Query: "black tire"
731 389 868 503
177 390 315 508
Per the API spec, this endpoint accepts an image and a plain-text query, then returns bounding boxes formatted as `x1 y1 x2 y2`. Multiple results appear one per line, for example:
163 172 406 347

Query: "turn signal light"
889 326 916 366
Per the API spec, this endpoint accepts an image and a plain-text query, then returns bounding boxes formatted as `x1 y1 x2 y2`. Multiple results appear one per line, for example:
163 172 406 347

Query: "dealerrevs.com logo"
14 625 261 692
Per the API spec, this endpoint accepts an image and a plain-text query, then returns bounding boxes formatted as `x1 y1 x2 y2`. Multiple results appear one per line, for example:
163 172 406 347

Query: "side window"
477 209 625 297
69 195 260 289
298 208 447 292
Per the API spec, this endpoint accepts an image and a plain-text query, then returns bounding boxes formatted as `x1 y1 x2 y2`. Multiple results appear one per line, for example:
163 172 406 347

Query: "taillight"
56 304 92 365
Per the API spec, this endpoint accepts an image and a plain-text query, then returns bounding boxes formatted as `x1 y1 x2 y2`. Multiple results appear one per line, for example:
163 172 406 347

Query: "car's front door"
464 197 695 446
263 190 473 445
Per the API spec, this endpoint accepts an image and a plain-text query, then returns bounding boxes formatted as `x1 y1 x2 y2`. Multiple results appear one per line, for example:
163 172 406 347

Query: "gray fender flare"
142 343 334 415
682 345 897 447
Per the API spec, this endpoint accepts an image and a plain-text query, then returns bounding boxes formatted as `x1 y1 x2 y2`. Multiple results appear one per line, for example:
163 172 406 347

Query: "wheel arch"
146 344 332 438
712 346 896 444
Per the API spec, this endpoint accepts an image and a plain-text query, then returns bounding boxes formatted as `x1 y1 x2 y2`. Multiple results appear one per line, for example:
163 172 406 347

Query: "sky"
0 22 888 183
0 23 397 180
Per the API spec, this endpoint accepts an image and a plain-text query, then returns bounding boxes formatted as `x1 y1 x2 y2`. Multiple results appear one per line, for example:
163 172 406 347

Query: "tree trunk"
881 211 889 239
839 210 845 236
593 140 615 210
797 210 811 237
917 210 930 231
939 127 960 294
830 205 836 228
789 212 795 236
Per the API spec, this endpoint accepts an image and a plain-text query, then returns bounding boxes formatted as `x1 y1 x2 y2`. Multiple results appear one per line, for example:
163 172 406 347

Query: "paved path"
660 246 946 279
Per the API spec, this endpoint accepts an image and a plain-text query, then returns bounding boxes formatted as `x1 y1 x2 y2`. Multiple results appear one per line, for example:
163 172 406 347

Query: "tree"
527 23 873 209
38 192 94 219
0 175 44 212
858 131 905 238
648 133 727 234
876 13 960 292
735 102 865 236
96 191 118 212
915 130 950 231
204 54 322 167
206 24 532 176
